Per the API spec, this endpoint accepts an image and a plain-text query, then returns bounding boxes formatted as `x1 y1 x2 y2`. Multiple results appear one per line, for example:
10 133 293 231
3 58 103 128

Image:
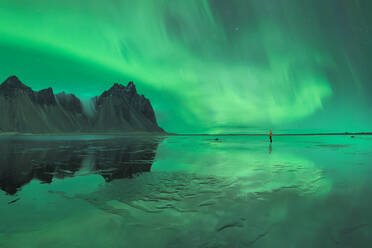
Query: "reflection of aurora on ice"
71 168 340 247
70 137 335 247
1 135 372 247
78 161 331 217
152 136 332 195
76 150 331 217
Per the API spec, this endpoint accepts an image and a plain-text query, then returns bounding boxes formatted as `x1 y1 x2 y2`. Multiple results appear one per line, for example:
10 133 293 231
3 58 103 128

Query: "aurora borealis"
0 0 371 133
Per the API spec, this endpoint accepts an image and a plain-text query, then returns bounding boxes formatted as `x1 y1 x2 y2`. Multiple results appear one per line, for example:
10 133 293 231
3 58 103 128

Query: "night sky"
0 0 371 133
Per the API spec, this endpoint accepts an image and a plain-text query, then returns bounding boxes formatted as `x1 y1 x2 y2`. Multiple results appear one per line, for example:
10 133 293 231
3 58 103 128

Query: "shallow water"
0 135 371 247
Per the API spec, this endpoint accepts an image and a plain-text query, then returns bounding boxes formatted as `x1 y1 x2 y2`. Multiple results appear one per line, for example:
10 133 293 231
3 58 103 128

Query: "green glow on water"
0 135 372 247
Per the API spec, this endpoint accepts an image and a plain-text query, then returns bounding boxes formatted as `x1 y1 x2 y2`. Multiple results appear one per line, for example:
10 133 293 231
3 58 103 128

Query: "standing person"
269 129 273 143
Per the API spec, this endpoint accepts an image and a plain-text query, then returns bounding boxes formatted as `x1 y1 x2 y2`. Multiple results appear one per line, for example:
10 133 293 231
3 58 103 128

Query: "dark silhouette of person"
269 130 273 143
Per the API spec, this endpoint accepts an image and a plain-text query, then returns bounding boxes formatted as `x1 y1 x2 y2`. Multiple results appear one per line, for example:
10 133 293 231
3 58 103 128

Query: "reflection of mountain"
0 137 163 195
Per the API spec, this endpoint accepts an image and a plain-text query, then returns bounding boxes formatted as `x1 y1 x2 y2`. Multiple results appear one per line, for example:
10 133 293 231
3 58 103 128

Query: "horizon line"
169 132 372 136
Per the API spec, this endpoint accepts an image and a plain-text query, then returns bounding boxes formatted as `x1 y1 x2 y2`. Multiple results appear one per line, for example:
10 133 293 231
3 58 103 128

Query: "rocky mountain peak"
127 81 136 92
111 83 125 90
100 81 138 100
34 88 56 105
3 76 24 86
0 76 32 95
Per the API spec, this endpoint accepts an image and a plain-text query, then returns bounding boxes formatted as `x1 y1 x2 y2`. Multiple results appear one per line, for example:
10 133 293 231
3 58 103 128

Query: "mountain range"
0 76 164 133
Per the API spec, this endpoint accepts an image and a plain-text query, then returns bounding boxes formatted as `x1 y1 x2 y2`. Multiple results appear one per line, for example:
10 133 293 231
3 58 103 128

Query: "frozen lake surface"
0 135 371 247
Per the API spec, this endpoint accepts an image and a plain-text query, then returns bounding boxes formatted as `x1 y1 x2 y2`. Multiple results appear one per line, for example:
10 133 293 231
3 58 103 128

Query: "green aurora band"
0 0 371 133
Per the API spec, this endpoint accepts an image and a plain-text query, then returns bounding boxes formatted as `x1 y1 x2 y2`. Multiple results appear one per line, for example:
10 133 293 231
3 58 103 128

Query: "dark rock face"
0 76 164 133
0 76 33 97
33 88 57 105
0 76 56 105
93 81 162 132
56 92 84 113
